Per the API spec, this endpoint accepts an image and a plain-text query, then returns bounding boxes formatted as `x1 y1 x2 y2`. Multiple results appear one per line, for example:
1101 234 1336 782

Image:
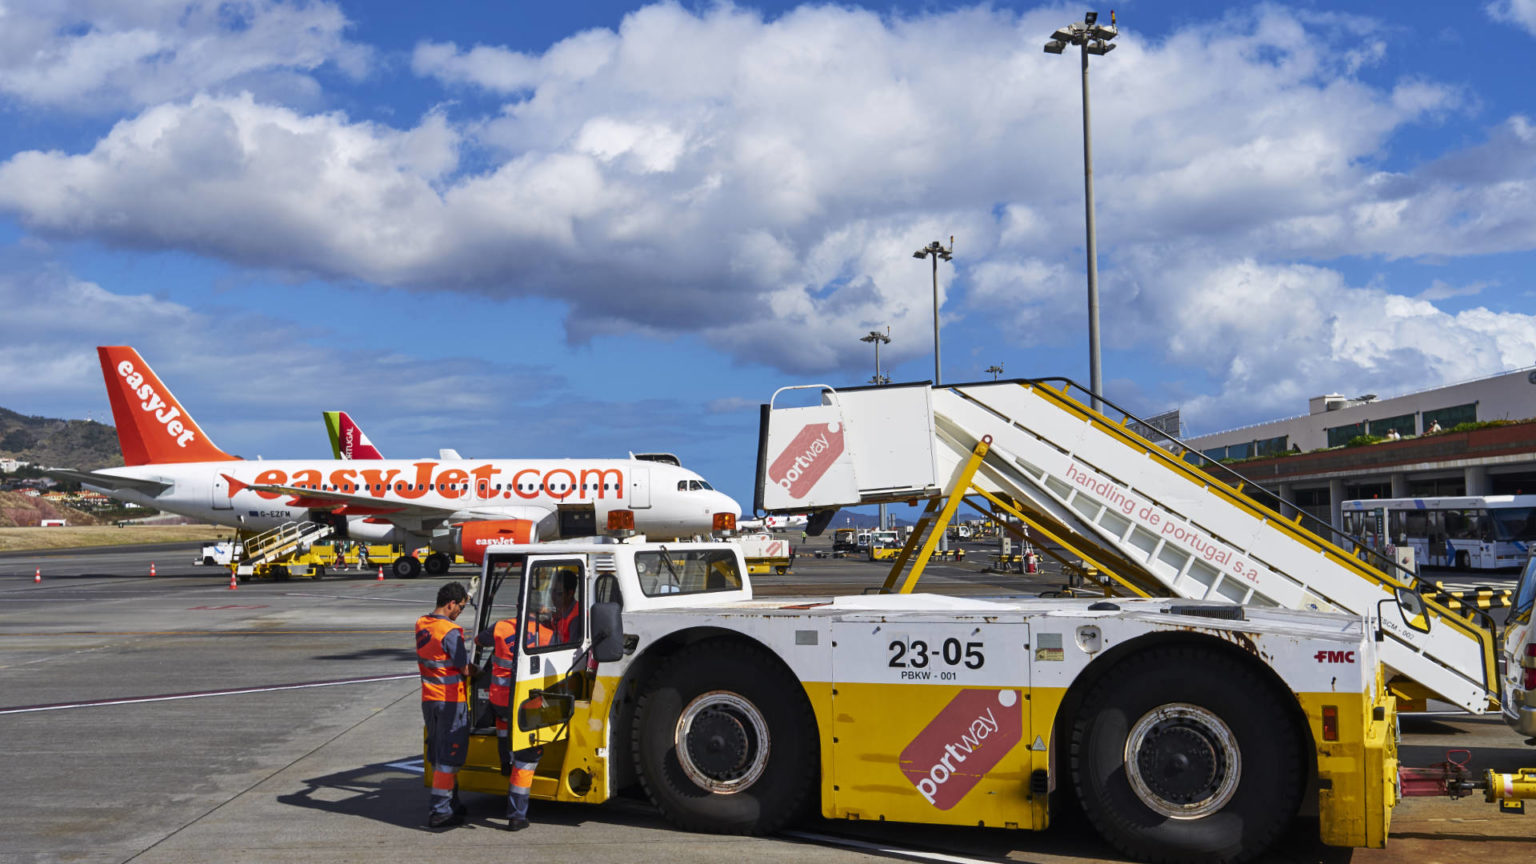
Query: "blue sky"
2 0 1535 514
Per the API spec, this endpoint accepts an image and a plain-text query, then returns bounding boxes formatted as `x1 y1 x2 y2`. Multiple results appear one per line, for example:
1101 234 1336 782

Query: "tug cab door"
509 555 606 802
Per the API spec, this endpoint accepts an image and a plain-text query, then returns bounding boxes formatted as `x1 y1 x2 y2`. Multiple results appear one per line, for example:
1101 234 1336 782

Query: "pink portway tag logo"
899 689 1023 810
768 422 845 499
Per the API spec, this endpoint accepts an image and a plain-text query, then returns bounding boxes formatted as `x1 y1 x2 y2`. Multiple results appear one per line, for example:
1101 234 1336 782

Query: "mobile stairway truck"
429 380 1536 864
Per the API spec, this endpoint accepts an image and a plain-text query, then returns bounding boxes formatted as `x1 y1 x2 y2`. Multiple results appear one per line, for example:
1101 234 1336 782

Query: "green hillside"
0 406 123 470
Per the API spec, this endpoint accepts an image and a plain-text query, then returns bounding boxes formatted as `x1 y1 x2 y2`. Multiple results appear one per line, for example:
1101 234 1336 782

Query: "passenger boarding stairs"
757 381 1498 715
237 520 334 570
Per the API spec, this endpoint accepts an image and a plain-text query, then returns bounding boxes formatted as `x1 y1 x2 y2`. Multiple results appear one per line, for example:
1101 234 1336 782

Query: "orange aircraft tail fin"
98 346 237 465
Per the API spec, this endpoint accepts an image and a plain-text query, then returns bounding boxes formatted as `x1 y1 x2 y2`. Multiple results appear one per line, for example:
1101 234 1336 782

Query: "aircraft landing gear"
424 553 451 576
392 556 422 579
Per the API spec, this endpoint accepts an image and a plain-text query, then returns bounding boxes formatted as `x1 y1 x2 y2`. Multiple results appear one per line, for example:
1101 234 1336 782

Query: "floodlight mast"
860 328 891 385
1045 10 1117 412
912 238 954 386
860 327 894 530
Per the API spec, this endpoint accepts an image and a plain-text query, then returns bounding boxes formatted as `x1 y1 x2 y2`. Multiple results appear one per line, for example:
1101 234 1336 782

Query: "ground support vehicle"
234 542 334 581
752 379 1536 855
439 538 1408 863
725 532 795 575
866 529 900 561
226 523 407 581
193 539 241 566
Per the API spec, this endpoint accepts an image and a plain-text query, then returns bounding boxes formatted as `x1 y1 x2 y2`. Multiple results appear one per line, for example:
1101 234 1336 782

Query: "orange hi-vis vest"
416 614 467 703
553 602 581 643
488 618 554 709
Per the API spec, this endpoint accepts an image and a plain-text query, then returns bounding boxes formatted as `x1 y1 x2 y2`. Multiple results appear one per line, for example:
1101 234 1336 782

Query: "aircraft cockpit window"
677 481 688 491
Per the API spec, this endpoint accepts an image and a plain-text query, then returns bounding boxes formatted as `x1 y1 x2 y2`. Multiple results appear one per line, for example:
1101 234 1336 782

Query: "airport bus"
1340 494 1536 570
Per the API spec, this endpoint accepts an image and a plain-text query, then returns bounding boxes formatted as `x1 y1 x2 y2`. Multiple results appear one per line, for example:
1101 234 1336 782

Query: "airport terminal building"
1183 367 1536 527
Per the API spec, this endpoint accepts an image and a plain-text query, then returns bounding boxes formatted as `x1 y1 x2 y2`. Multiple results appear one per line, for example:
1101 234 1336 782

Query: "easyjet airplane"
60 347 741 577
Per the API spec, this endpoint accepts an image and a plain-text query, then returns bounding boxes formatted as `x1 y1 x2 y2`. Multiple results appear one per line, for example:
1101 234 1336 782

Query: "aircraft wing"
49 468 171 496
231 475 553 526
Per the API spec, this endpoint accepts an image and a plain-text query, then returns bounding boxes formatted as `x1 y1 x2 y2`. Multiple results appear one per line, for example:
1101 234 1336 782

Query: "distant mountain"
819 510 914 531
0 406 122 470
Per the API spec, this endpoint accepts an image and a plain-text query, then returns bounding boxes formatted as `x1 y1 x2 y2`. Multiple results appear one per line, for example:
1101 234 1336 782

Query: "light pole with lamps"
986 363 1005 381
860 328 891 385
1045 10 1116 412
913 237 953 386
860 328 892 529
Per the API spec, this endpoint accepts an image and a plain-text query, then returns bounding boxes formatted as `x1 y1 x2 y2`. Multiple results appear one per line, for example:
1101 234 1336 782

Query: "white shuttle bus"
1341 494 1536 571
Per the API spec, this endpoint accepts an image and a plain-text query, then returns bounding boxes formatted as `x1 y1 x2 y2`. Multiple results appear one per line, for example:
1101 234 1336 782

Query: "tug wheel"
633 640 818 834
1071 645 1303 864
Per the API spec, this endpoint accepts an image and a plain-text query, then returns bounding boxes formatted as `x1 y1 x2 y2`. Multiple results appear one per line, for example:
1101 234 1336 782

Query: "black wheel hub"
1135 723 1222 804
685 708 749 780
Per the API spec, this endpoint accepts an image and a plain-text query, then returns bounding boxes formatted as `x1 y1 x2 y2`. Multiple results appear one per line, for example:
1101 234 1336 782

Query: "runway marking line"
0 672 417 715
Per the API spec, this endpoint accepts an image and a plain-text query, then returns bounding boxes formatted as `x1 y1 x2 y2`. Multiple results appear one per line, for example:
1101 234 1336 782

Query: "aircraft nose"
713 491 742 519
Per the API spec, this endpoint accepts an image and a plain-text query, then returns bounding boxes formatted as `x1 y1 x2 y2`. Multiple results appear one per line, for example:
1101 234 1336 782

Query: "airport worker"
476 604 553 831
551 568 582 643
416 582 472 828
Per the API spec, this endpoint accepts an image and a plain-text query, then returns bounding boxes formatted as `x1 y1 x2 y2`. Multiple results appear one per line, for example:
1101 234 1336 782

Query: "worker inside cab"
551 568 582 643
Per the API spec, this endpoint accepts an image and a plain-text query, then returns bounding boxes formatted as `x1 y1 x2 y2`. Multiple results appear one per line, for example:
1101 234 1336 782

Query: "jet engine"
432 519 537 564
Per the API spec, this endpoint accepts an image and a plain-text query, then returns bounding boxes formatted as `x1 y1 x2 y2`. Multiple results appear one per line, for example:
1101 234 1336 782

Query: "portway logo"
899 688 1023 810
767 422 844 500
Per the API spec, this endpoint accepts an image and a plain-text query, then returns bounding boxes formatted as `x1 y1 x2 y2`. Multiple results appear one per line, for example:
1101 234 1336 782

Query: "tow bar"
1400 750 1535 813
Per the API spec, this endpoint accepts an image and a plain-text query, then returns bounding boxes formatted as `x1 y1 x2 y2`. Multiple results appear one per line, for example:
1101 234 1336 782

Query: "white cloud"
1488 0 1536 36
1 3 1534 421
1417 279 1489 301
1113 254 1536 431
0 94 459 280
0 0 369 111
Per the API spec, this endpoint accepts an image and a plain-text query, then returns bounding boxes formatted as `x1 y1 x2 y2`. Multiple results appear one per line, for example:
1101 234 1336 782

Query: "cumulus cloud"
0 265 553 451
1488 0 1536 36
1 2 1534 424
0 0 369 111
1114 254 1536 431
0 261 753 468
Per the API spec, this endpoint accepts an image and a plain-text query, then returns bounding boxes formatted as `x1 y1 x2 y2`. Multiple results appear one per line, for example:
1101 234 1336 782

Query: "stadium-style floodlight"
860 328 893 529
860 328 891 385
913 238 954 386
986 364 1005 381
1045 10 1117 412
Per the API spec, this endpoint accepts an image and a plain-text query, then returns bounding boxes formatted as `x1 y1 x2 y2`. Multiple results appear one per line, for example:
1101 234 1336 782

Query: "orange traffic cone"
376 566 385 582
34 568 41 583
228 571 238 590
149 562 157 577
